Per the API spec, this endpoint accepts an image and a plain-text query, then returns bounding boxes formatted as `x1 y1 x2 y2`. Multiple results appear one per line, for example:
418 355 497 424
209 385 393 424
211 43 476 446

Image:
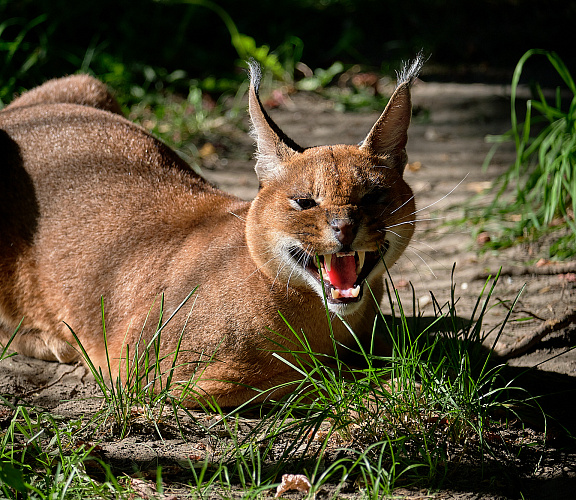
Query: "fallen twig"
19 362 84 398
494 311 576 359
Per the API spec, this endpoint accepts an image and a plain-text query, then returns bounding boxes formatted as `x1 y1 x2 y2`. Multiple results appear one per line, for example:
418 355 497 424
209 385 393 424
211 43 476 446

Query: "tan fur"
0 60 420 407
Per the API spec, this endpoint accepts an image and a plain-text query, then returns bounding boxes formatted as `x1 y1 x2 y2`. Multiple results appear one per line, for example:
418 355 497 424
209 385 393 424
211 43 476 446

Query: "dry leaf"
536 258 551 267
396 279 410 289
476 232 491 245
406 161 422 172
418 294 432 308
466 181 492 193
129 478 156 499
265 89 292 109
275 474 311 498
128 477 178 500
199 142 216 158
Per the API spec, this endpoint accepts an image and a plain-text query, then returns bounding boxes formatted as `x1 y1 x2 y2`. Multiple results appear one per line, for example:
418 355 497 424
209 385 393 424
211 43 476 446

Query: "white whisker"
385 217 443 230
391 194 416 214
206 244 249 250
405 247 438 279
239 252 281 284
386 229 403 239
408 175 468 217
283 250 303 290
227 211 247 222
405 237 438 252
272 255 292 290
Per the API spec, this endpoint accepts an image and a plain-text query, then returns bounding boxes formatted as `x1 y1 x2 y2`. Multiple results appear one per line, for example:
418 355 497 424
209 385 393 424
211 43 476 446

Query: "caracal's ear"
360 53 425 169
247 60 304 182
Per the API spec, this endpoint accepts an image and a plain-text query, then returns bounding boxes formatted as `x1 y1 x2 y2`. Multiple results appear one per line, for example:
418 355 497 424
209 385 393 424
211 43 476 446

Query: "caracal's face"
248 145 415 315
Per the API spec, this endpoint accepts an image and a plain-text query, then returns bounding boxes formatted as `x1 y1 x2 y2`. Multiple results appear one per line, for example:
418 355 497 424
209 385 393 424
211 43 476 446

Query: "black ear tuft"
395 51 427 87
247 59 263 94
359 53 428 165
247 60 304 181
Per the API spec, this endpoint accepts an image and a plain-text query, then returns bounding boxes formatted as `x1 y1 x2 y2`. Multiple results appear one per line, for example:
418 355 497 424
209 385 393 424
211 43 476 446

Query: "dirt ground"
0 80 575 498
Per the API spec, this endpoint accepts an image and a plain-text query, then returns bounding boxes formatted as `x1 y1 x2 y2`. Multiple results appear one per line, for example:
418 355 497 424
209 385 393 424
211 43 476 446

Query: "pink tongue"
326 255 357 289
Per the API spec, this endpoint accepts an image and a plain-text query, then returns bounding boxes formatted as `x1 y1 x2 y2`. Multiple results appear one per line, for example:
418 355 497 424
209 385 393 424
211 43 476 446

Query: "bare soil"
1 81 575 498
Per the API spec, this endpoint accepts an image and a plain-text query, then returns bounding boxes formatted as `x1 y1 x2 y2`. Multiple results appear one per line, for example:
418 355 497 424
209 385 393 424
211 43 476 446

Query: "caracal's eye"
362 189 389 205
292 198 317 210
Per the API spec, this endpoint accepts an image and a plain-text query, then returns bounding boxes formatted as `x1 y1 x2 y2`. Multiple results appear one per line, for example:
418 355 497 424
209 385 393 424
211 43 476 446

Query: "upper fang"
356 251 365 274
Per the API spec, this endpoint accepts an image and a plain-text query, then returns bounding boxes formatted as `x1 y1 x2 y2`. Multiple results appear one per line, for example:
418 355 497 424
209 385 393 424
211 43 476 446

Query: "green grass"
0 271 540 498
190 269 535 497
266 269 528 489
0 334 125 498
469 49 576 259
67 290 208 440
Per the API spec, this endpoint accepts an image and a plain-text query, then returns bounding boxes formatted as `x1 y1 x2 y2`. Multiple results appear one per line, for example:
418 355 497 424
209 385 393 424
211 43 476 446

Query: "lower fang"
331 288 339 300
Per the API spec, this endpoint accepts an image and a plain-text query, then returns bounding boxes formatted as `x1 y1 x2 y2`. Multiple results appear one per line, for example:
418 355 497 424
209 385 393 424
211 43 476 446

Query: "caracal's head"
245 57 423 316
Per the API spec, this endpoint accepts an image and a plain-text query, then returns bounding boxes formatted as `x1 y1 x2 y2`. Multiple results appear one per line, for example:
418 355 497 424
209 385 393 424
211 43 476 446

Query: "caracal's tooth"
356 251 365 275
321 268 330 282
350 285 360 298
336 251 355 257
324 254 332 272
331 288 340 300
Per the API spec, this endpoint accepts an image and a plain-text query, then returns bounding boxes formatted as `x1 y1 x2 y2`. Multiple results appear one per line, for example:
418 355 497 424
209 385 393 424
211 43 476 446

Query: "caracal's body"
0 59 421 406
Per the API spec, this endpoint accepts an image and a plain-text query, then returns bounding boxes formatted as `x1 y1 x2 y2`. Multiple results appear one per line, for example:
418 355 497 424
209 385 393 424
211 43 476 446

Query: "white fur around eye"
289 199 302 210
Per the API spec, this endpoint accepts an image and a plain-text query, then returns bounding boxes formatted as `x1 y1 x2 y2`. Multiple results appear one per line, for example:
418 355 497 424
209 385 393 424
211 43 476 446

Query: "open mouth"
290 242 389 305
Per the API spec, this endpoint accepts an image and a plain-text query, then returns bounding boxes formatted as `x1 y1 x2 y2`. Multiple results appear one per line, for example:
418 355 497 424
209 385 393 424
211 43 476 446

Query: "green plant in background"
159 0 292 83
0 0 391 173
479 49 576 258
296 61 345 91
127 74 251 174
0 14 49 104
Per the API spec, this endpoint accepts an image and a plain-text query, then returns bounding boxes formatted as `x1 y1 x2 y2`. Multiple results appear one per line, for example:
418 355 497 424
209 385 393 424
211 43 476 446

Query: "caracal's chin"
325 298 364 316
